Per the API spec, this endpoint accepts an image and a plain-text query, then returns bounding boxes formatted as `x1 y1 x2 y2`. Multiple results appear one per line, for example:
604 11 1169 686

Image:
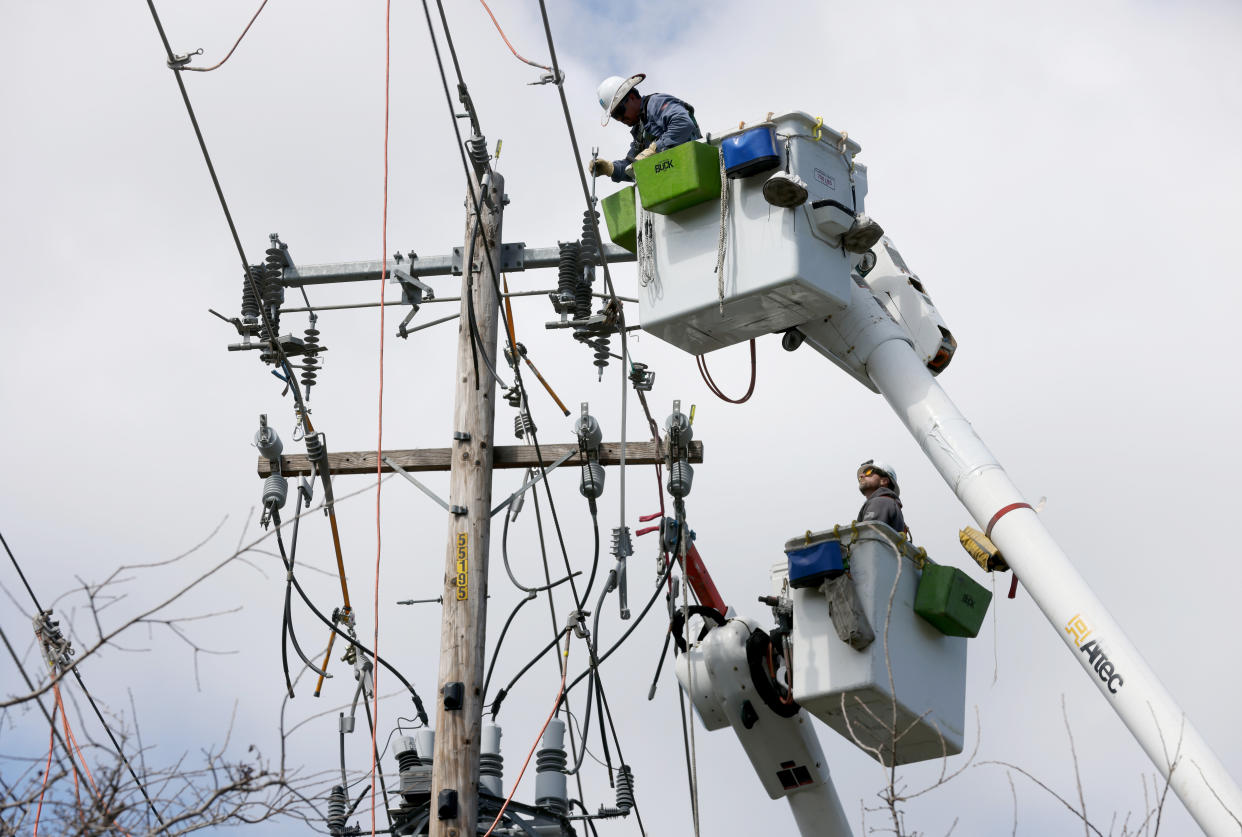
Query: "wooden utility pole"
430 169 504 837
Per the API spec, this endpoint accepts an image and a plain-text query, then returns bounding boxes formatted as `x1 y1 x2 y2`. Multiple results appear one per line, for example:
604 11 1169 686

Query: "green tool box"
601 185 637 253
633 141 722 216
914 563 992 638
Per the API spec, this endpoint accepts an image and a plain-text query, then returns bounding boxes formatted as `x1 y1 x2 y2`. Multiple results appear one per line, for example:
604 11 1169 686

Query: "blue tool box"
721 125 779 179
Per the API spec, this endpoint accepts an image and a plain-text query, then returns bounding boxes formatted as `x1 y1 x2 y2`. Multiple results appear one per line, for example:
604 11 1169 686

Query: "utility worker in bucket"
857 459 908 535
588 73 701 183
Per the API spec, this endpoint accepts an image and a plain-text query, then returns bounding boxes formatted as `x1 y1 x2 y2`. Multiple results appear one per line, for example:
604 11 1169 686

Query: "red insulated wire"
370 2 393 833
477 0 552 72
53 682 131 836
182 0 270 72
696 339 757 404
33 708 56 836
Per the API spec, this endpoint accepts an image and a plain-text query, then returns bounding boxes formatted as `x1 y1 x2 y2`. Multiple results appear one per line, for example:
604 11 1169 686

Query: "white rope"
637 206 657 288
713 147 729 313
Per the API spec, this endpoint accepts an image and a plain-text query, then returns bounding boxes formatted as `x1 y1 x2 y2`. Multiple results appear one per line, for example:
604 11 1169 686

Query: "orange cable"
33 704 57 836
482 636 571 837
477 0 551 72
370 3 392 834
182 0 270 72
53 682 132 837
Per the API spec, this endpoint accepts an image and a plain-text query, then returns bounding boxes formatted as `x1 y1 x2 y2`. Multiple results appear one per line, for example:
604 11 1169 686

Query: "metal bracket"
394 268 435 339
383 456 453 514
451 241 526 275
490 448 577 517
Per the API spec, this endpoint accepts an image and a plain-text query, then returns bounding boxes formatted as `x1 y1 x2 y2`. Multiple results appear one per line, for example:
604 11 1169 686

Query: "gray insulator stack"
479 723 504 797
304 432 325 467
326 784 348 836
580 461 605 499
577 209 600 320
301 314 321 397
667 459 694 498
576 413 605 499
557 242 581 309
254 424 283 460
395 735 431 807
580 208 600 266
534 718 568 816
615 764 635 812
240 269 260 323
263 475 289 510
665 411 694 498
467 134 489 180
514 409 536 440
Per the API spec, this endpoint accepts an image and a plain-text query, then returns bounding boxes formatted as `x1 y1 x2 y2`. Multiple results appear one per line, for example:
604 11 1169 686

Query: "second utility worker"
588 73 700 183
857 459 907 535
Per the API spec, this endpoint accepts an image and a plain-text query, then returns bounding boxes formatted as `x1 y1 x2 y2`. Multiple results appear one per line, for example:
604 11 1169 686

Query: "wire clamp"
529 70 565 86
450 505 468 516
167 48 202 69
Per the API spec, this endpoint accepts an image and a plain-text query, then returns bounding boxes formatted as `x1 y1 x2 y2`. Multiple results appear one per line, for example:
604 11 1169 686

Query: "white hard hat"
597 73 645 126
858 458 899 496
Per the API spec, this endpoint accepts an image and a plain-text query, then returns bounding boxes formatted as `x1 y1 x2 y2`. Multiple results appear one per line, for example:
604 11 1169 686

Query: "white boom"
675 618 853 836
795 255 1242 835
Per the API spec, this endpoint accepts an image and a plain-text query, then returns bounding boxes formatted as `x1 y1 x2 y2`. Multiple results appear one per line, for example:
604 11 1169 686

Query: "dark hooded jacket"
858 487 906 534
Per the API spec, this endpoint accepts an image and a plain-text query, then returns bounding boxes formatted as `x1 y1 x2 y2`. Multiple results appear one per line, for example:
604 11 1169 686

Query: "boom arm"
795 241 1242 836
674 618 853 837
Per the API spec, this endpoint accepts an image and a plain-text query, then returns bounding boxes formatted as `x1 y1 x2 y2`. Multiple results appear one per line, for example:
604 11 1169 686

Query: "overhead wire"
371 2 395 834
476 0 552 72
269 510 427 724
180 0 270 72
2 529 164 827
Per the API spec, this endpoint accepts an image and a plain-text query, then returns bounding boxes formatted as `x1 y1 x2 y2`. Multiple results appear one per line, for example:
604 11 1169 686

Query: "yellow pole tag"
455 532 469 600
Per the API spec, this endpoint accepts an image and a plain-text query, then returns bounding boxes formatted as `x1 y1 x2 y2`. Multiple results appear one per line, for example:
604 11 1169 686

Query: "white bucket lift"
773 523 968 766
637 112 870 355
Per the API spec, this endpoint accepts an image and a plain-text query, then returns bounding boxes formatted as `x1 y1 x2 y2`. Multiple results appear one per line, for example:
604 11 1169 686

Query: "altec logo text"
1066 614 1125 694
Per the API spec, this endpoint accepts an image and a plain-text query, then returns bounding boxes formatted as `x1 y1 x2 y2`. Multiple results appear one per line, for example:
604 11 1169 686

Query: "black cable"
269 522 428 725
418 0 588 631
675 658 700 832
1 528 165 826
561 574 665 701
582 503 601 606
532 0 622 306
488 627 568 719
569 798 602 837
0 622 80 787
361 697 395 831
500 500 583 596
143 0 312 423
481 592 533 704
273 514 332 681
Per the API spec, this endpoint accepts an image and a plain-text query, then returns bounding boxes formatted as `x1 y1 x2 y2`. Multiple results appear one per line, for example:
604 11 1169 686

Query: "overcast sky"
3 1 1241 835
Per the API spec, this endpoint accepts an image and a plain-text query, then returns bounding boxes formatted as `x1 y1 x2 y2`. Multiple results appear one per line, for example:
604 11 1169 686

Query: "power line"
143 0 312 424
1 528 165 826
180 0 271 73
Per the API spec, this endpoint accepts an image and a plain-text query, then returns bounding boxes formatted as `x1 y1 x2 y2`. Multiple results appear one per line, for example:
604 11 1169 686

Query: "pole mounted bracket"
442 681 464 710
451 242 526 275
437 789 458 820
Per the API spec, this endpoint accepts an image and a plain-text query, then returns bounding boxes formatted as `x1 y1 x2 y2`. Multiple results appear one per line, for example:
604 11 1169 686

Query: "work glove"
633 141 659 162
588 158 614 178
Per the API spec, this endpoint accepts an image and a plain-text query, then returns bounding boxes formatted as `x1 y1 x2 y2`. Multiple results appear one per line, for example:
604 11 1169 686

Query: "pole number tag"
455 533 468 600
